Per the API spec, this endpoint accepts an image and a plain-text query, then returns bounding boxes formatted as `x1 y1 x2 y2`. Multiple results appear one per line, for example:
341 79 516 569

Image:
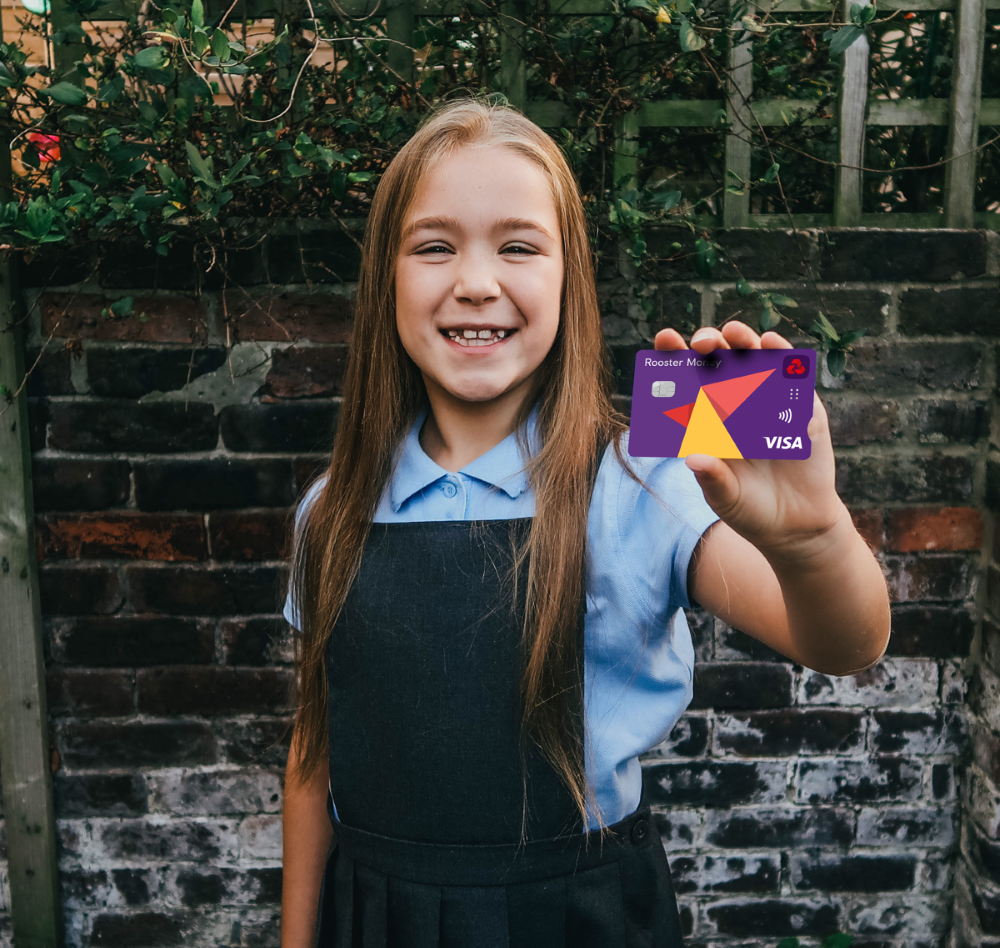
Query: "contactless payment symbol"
783 354 809 378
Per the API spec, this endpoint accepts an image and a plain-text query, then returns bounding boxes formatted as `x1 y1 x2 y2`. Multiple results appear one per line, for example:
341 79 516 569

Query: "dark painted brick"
112 869 153 907
716 709 866 757
48 616 215 667
264 345 351 397
971 879 1000 936
825 395 901 446
650 285 703 340
174 866 282 906
705 899 840 937
265 228 362 284
20 242 94 286
970 820 1000 888
100 819 232 860
61 868 110 906
60 721 216 768
829 342 983 394
216 717 294 767
884 554 975 603
220 401 338 452
295 457 330 495
54 773 148 818
644 714 710 758
888 605 975 658
48 400 218 453
686 608 713 662
222 618 290 665
932 762 954 801
818 230 987 282
609 344 643 396
857 806 954 846
28 397 49 452
39 564 122 615
98 237 206 291
971 719 1000 785
645 761 786 807
652 812 698 849
137 667 293 716
872 709 967 755
705 807 854 848
40 293 208 344
887 506 984 553
835 454 974 504
797 758 923 804
125 564 286 615
650 229 813 282
792 853 917 892
208 507 295 561
133 458 295 511
36 512 207 562
87 346 227 398
717 288 889 339
689 663 793 710
900 286 1000 336
90 911 185 947
988 457 1000 512
31 458 131 512
714 625 790 663
25 345 75 396
670 854 781 894
911 398 989 444
46 670 134 717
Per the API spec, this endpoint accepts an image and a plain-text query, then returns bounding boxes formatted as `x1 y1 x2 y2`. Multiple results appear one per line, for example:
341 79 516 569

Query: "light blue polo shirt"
283 403 720 832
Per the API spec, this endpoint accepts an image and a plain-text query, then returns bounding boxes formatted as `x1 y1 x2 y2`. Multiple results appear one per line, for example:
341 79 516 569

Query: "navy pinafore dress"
314 512 686 947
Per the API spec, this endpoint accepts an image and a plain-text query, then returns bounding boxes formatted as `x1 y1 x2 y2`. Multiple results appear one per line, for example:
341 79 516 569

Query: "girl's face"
394 144 564 407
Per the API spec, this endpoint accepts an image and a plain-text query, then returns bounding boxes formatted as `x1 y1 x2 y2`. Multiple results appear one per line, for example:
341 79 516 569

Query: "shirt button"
441 481 457 498
631 818 649 844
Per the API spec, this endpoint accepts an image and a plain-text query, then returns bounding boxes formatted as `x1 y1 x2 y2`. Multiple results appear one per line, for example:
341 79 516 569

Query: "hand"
654 321 846 561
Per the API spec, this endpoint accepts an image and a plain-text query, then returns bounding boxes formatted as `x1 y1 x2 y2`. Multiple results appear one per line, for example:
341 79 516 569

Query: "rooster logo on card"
663 369 775 459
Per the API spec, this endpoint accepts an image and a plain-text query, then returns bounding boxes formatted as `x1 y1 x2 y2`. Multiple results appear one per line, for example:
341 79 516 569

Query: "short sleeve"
282 474 329 631
605 433 721 620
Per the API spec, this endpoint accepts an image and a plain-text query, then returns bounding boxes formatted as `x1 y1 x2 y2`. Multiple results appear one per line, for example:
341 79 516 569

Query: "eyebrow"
405 215 555 240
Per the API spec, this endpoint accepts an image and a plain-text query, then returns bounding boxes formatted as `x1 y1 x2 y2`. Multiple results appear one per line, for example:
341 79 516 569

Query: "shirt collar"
388 402 541 513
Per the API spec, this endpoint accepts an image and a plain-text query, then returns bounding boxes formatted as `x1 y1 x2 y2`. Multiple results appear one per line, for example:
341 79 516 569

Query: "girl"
280 98 890 948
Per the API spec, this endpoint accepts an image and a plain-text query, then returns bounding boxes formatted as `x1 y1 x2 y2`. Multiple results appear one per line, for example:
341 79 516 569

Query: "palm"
654 322 843 554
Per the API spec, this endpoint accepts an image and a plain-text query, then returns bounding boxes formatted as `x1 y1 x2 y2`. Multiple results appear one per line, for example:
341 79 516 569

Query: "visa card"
627 348 816 459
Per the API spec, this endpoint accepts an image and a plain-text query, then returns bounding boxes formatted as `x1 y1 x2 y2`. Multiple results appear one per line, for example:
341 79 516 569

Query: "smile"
442 328 516 347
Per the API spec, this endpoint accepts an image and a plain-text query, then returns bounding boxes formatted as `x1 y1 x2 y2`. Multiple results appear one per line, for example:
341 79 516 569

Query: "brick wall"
4 226 997 947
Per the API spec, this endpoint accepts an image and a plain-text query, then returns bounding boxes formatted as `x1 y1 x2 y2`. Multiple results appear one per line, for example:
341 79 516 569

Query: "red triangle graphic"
663 402 695 427
701 369 775 422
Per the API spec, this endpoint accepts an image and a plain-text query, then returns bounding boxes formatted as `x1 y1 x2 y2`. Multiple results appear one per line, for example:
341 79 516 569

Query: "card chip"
651 381 676 398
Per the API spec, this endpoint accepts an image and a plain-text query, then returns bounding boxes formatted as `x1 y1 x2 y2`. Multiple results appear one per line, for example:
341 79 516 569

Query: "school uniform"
283 402 720 948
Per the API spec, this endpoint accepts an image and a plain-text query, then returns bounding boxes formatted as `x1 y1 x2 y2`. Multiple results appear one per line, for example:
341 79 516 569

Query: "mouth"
440 327 518 348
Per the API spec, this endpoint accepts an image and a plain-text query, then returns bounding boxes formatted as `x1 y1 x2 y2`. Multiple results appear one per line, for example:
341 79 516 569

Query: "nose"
453 250 501 306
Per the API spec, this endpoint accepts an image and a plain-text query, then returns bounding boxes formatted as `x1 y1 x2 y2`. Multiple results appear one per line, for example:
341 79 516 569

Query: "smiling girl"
280 99 890 948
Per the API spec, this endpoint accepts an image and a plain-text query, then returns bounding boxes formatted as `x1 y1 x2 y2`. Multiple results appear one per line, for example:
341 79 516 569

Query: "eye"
501 244 538 255
415 243 452 255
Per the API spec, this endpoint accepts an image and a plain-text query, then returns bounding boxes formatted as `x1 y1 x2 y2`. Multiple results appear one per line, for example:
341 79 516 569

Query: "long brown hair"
288 97 631 832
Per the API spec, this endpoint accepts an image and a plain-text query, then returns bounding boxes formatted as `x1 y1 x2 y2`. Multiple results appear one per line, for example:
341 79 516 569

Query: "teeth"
444 328 512 347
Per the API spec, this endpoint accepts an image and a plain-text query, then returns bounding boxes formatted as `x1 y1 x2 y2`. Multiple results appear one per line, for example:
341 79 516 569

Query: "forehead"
404 144 559 229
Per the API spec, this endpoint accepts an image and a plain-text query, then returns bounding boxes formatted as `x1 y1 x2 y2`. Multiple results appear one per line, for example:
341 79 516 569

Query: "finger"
690 327 729 355
719 320 761 349
760 330 793 350
654 328 689 351
684 455 741 518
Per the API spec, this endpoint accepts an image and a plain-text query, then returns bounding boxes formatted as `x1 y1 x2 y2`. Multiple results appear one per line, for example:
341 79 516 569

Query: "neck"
420 377 537 472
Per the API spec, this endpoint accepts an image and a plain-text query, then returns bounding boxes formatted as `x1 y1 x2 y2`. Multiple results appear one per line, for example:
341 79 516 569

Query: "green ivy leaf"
211 29 230 61
827 348 846 376
679 20 706 51
838 328 867 346
694 237 716 278
814 311 840 342
42 82 88 105
192 29 210 57
134 46 167 69
776 940 800 948
770 294 798 307
759 296 782 330
735 277 753 297
829 24 864 55
762 162 780 183
184 140 215 184
191 0 204 28
823 935 853 948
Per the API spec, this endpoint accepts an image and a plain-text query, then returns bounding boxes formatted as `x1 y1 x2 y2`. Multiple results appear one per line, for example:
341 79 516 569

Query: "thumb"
684 455 740 516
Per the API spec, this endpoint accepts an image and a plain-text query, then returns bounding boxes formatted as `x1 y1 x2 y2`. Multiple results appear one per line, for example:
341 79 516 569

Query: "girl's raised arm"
657 321 891 676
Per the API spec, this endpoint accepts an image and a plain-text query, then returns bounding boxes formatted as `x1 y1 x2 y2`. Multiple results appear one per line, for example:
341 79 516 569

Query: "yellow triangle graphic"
678 388 744 459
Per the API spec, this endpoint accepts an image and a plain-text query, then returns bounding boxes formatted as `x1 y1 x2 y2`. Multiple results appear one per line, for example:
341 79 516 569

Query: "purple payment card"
627 348 816 459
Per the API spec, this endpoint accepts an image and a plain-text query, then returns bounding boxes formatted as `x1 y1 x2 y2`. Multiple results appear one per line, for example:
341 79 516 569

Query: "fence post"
0 119 62 948
943 0 986 228
832 0 869 226
500 0 526 110
723 4 753 227
386 0 415 85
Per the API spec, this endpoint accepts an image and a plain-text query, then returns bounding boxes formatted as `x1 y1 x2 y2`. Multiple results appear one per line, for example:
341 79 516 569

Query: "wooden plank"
832 0 869 225
687 210 1000 229
500 0 526 110
867 97 948 125
723 1 753 227
943 0 986 227
0 48 61 944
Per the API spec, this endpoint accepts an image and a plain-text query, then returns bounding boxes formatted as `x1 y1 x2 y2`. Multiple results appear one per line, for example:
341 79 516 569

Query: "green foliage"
778 934 853 948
